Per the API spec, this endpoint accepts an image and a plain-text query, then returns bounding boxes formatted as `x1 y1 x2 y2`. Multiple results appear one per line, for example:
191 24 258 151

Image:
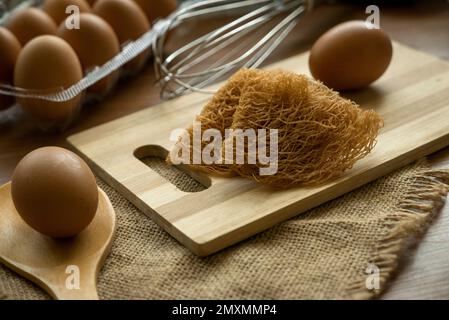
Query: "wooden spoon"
0 182 116 300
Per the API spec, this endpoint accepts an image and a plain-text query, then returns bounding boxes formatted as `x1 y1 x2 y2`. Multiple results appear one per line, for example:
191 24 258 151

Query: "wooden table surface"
1 0 449 299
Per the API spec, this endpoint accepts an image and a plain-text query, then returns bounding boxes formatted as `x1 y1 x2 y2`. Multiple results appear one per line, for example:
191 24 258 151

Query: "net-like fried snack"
169 69 383 188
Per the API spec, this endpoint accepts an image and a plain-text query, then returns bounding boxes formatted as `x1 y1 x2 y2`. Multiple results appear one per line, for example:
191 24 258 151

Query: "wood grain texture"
1 0 448 298
0 183 117 300
68 42 449 257
382 150 449 300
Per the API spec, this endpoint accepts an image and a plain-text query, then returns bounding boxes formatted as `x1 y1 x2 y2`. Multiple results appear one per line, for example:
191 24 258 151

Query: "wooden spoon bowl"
0 182 116 300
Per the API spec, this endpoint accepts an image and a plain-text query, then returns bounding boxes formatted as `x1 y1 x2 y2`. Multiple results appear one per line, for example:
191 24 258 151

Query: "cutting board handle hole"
134 145 211 192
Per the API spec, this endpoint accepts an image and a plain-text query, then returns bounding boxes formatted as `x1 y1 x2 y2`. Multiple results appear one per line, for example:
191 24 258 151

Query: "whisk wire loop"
153 0 311 99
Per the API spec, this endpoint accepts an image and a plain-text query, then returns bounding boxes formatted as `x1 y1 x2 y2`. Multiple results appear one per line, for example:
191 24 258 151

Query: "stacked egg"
0 0 177 126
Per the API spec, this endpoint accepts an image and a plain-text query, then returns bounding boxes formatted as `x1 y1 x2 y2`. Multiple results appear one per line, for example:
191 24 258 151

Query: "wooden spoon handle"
49 276 100 300
54 288 99 300
44 265 100 300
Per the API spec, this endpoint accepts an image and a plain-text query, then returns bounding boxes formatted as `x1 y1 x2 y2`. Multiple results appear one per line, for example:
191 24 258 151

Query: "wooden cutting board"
68 42 449 256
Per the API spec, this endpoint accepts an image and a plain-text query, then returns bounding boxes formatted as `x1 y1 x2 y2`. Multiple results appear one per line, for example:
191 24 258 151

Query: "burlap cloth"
1 158 449 300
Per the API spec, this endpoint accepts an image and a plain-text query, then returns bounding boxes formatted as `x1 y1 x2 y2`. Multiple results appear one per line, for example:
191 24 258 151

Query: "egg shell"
14 35 84 122
5 8 58 46
133 0 177 23
11 147 99 238
0 27 21 110
309 20 393 91
93 0 151 72
42 0 92 25
58 13 121 95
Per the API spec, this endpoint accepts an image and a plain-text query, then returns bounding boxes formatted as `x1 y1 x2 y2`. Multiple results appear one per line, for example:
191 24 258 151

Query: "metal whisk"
152 0 312 99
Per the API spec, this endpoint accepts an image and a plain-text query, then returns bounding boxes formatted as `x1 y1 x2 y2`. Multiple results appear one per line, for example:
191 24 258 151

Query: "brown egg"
58 13 120 95
133 0 177 24
5 8 58 46
309 20 393 91
14 36 84 122
0 27 21 110
42 0 92 25
93 0 150 72
11 147 98 238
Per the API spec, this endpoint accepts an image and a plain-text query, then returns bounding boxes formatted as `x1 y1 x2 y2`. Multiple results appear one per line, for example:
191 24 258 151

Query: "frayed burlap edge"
346 164 449 299
1 161 449 300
